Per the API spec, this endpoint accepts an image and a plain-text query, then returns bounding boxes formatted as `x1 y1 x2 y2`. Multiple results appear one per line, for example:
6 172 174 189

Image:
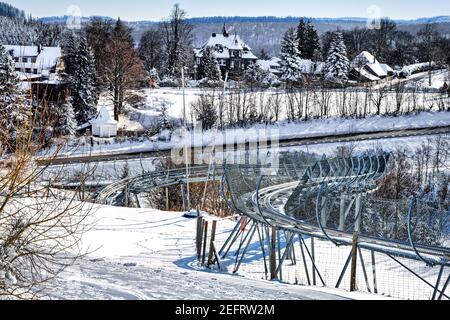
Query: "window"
25 68 31 74
14 57 19 63
33 69 38 74
31 57 37 63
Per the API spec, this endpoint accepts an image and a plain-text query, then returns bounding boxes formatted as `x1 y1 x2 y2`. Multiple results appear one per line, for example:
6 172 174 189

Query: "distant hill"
0 1 25 19
35 14 450 56
37 15 450 25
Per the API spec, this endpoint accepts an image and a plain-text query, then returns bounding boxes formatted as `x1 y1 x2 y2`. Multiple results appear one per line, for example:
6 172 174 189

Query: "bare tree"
417 23 443 87
138 29 164 72
0 96 93 299
160 4 194 78
102 19 145 121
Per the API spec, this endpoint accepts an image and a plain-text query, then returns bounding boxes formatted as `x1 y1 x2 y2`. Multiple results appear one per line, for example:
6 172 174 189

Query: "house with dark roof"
194 26 258 79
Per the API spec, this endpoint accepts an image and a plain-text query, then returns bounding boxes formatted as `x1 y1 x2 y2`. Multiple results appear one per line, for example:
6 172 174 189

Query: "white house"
4 45 62 81
351 51 394 82
90 106 118 138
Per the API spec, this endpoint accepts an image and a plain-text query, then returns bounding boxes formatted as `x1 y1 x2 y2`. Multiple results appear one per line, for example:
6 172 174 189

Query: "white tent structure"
91 106 118 138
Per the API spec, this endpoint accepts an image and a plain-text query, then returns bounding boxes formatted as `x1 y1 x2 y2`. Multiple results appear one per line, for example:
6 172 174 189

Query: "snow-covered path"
44 206 380 300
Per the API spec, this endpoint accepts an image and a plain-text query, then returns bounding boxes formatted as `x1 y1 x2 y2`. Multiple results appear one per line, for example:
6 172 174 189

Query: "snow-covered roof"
354 67 381 81
365 63 388 78
4 45 62 70
355 51 378 64
380 63 394 74
196 32 257 60
90 106 118 125
203 34 249 51
256 57 281 70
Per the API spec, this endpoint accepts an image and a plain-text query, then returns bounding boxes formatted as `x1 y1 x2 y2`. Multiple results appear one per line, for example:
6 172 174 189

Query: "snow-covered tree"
325 31 350 82
198 46 221 81
148 67 160 88
279 28 304 85
158 103 172 132
0 44 25 151
0 44 18 100
149 68 160 83
63 33 97 124
243 63 265 88
57 98 77 136
244 64 279 88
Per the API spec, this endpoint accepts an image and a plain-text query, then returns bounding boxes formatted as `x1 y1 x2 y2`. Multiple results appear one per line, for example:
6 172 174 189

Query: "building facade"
194 27 258 79
4 45 62 81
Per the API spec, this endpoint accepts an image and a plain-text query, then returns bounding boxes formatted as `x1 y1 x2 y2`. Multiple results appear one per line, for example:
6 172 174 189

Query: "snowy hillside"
43 205 384 300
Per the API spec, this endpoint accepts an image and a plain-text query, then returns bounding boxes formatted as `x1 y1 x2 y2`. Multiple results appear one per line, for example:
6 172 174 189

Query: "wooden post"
202 220 209 265
269 226 277 280
207 220 217 267
196 216 203 261
350 231 359 292
351 194 362 291
371 251 378 294
165 187 169 211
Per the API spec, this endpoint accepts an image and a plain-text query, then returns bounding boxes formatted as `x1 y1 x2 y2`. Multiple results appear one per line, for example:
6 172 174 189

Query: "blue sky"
8 0 450 21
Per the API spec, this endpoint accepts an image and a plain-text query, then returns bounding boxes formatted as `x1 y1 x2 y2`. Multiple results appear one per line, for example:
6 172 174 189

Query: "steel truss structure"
220 151 450 300
95 151 449 299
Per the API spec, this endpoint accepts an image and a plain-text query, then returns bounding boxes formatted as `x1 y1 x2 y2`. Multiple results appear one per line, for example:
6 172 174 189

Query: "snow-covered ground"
405 70 450 91
99 87 448 132
47 111 450 160
43 205 389 300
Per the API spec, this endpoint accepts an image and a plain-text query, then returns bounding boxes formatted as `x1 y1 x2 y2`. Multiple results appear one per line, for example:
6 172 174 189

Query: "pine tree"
158 103 172 132
58 98 77 136
296 19 308 58
258 48 270 60
279 28 303 85
297 19 320 60
304 24 320 60
199 46 222 81
244 64 262 88
325 31 350 82
0 44 25 151
0 44 18 101
63 34 97 124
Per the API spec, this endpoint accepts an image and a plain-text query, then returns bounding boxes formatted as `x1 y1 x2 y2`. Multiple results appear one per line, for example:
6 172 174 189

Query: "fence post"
350 195 362 292
270 226 277 280
311 237 316 286
196 214 203 261
350 231 359 292
202 220 209 265
165 187 169 211
207 220 217 267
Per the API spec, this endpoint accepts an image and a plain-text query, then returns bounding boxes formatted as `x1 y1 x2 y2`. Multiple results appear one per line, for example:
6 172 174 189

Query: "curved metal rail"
95 151 450 267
